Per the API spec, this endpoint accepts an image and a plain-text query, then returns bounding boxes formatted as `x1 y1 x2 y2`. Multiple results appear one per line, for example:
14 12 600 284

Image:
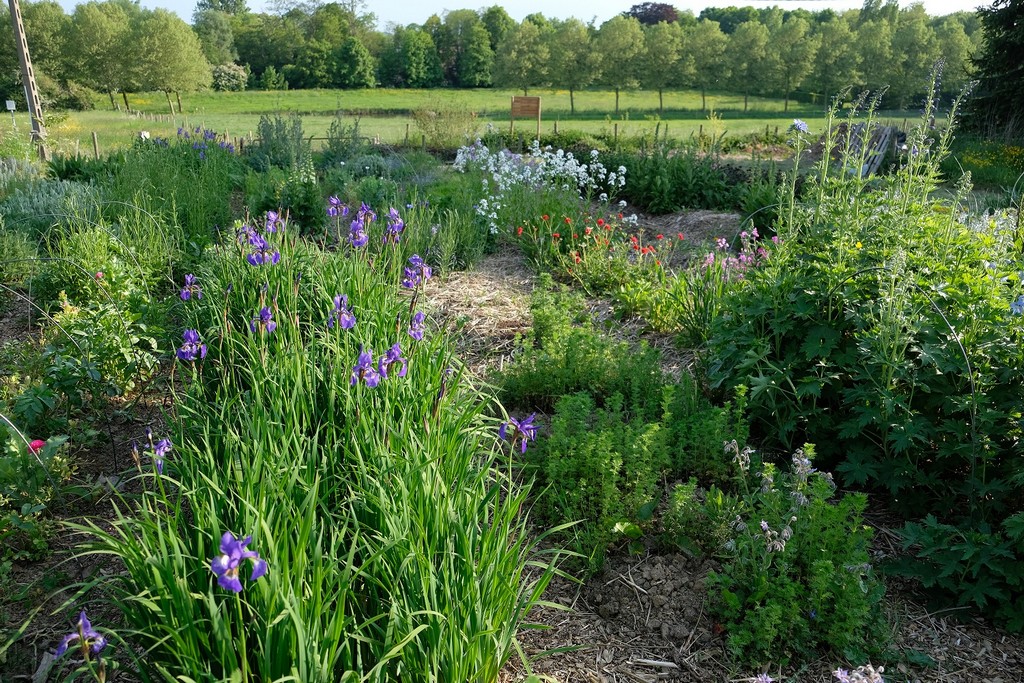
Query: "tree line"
0 0 982 113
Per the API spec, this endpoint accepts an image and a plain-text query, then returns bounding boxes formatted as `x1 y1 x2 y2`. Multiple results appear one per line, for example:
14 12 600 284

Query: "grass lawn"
3 87 918 156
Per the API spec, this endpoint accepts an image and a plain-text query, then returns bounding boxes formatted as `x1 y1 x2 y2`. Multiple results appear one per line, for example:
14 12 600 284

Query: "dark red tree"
624 2 678 25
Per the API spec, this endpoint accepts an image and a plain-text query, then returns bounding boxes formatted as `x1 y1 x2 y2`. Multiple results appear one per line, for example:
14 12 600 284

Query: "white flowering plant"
453 140 626 239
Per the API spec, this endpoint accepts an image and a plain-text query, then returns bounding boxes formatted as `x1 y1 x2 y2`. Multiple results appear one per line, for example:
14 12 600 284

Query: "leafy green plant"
500 277 665 417
247 113 310 172
605 142 736 214
707 444 885 667
0 431 71 561
535 391 669 571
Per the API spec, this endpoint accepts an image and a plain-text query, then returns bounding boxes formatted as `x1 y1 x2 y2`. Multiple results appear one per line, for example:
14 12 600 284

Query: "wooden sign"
510 96 541 138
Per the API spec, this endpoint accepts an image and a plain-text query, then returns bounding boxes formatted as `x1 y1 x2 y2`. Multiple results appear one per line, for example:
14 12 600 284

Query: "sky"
55 0 981 27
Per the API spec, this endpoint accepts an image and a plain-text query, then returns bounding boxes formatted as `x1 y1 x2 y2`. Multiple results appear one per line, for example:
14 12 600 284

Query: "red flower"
516 226 523 236
678 232 685 240
564 217 572 225
28 439 46 454
542 214 549 221
573 253 581 264
572 233 578 239
95 271 104 279
618 213 623 219
597 218 605 226
655 260 661 266
656 234 664 240
552 233 560 239
585 227 593 235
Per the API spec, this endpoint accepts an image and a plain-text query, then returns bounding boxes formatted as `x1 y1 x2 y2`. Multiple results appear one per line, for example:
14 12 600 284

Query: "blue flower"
383 207 405 244
327 196 349 218
246 233 281 266
401 254 432 289
151 437 172 474
790 119 809 134
377 342 408 379
180 274 202 301
408 311 426 341
327 294 356 329
210 531 268 593
250 307 277 334
1011 294 1024 315
350 347 381 388
55 610 106 658
177 329 207 362
499 413 538 454
348 217 369 248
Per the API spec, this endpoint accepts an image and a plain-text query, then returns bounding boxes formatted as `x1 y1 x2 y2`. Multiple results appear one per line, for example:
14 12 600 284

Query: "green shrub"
0 431 70 561
707 445 885 667
247 113 309 172
0 225 38 287
605 143 737 214
708 86 1024 628
500 277 665 418
0 179 100 239
535 391 669 571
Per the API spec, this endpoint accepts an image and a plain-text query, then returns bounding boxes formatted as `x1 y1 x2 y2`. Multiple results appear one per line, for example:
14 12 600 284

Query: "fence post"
614 123 618 145
404 123 409 145
92 131 99 159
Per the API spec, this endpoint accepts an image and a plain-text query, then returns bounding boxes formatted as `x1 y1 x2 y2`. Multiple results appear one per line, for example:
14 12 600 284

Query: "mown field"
13 87 917 155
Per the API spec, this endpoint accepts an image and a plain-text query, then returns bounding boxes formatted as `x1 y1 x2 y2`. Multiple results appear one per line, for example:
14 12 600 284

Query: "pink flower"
28 439 46 453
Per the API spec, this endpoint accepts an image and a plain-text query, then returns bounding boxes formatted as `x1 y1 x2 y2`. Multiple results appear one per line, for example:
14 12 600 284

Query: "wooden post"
74 138 80 158
7 0 47 159
404 123 409 145
92 131 99 159
554 120 558 135
614 123 618 144
699 124 703 137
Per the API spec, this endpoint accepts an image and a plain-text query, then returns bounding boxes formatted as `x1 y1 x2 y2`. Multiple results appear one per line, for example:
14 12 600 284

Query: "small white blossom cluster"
454 139 626 234
759 517 795 553
834 664 884 682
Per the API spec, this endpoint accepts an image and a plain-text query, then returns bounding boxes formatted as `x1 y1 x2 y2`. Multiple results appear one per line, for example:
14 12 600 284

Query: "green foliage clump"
536 391 669 571
605 143 736 214
709 92 1024 628
247 113 309 172
0 432 71 561
707 444 885 667
0 179 99 239
500 277 664 417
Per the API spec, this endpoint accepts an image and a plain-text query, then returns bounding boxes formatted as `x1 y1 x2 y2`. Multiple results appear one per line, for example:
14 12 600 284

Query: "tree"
493 20 548 95
698 6 759 34
548 19 600 114
683 19 728 111
624 2 678 25
332 35 375 88
65 1 137 107
194 0 249 17
640 21 687 113
287 38 332 88
233 13 303 82
966 0 1024 135
809 17 861 104
855 19 893 93
378 26 442 88
596 15 644 114
21 2 70 80
194 9 237 65
886 5 939 108
457 22 493 87
213 63 248 90
764 17 820 111
131 9 212 111
480 5 514 52
726 20 769 111
933 15 976 98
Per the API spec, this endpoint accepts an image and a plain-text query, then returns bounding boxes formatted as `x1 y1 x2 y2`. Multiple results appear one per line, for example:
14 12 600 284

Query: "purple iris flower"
210 531 268 593
408 311 426 341
151 437 172 474
246 233 281 266
177 329 207 362
1011 294 1024 316
327 294 356 329
499 413 538 454
250 307 277 334
350 347 381 388
383 207 405 244
790 119 809 134
327 196 349 218
401 254 432 289
265 210 284 233
377 342 408 379
348 217 369 249
56 610 106 658
180 274 202 301
357 202 376 224
237 223 257 243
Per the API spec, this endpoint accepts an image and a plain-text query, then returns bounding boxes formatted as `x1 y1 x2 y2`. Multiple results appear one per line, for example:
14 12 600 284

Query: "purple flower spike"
210 531 268 593
327 294 356 329
246 233 281 266
152 438 172 474
350 347 380 388
327 196 349 218
250 307 277 334
180 274 202 301
499 413 538 454
383 207 405 244
348 217 369 249
408 311 426 341
401 254 432 289
177 329 207 362
378 342 408 379
55 610 106 657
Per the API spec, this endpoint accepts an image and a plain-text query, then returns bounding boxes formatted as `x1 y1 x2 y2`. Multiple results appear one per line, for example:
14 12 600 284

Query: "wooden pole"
404 123 409 145
92 131 99 159
614 123 618 145
7 0 47 159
